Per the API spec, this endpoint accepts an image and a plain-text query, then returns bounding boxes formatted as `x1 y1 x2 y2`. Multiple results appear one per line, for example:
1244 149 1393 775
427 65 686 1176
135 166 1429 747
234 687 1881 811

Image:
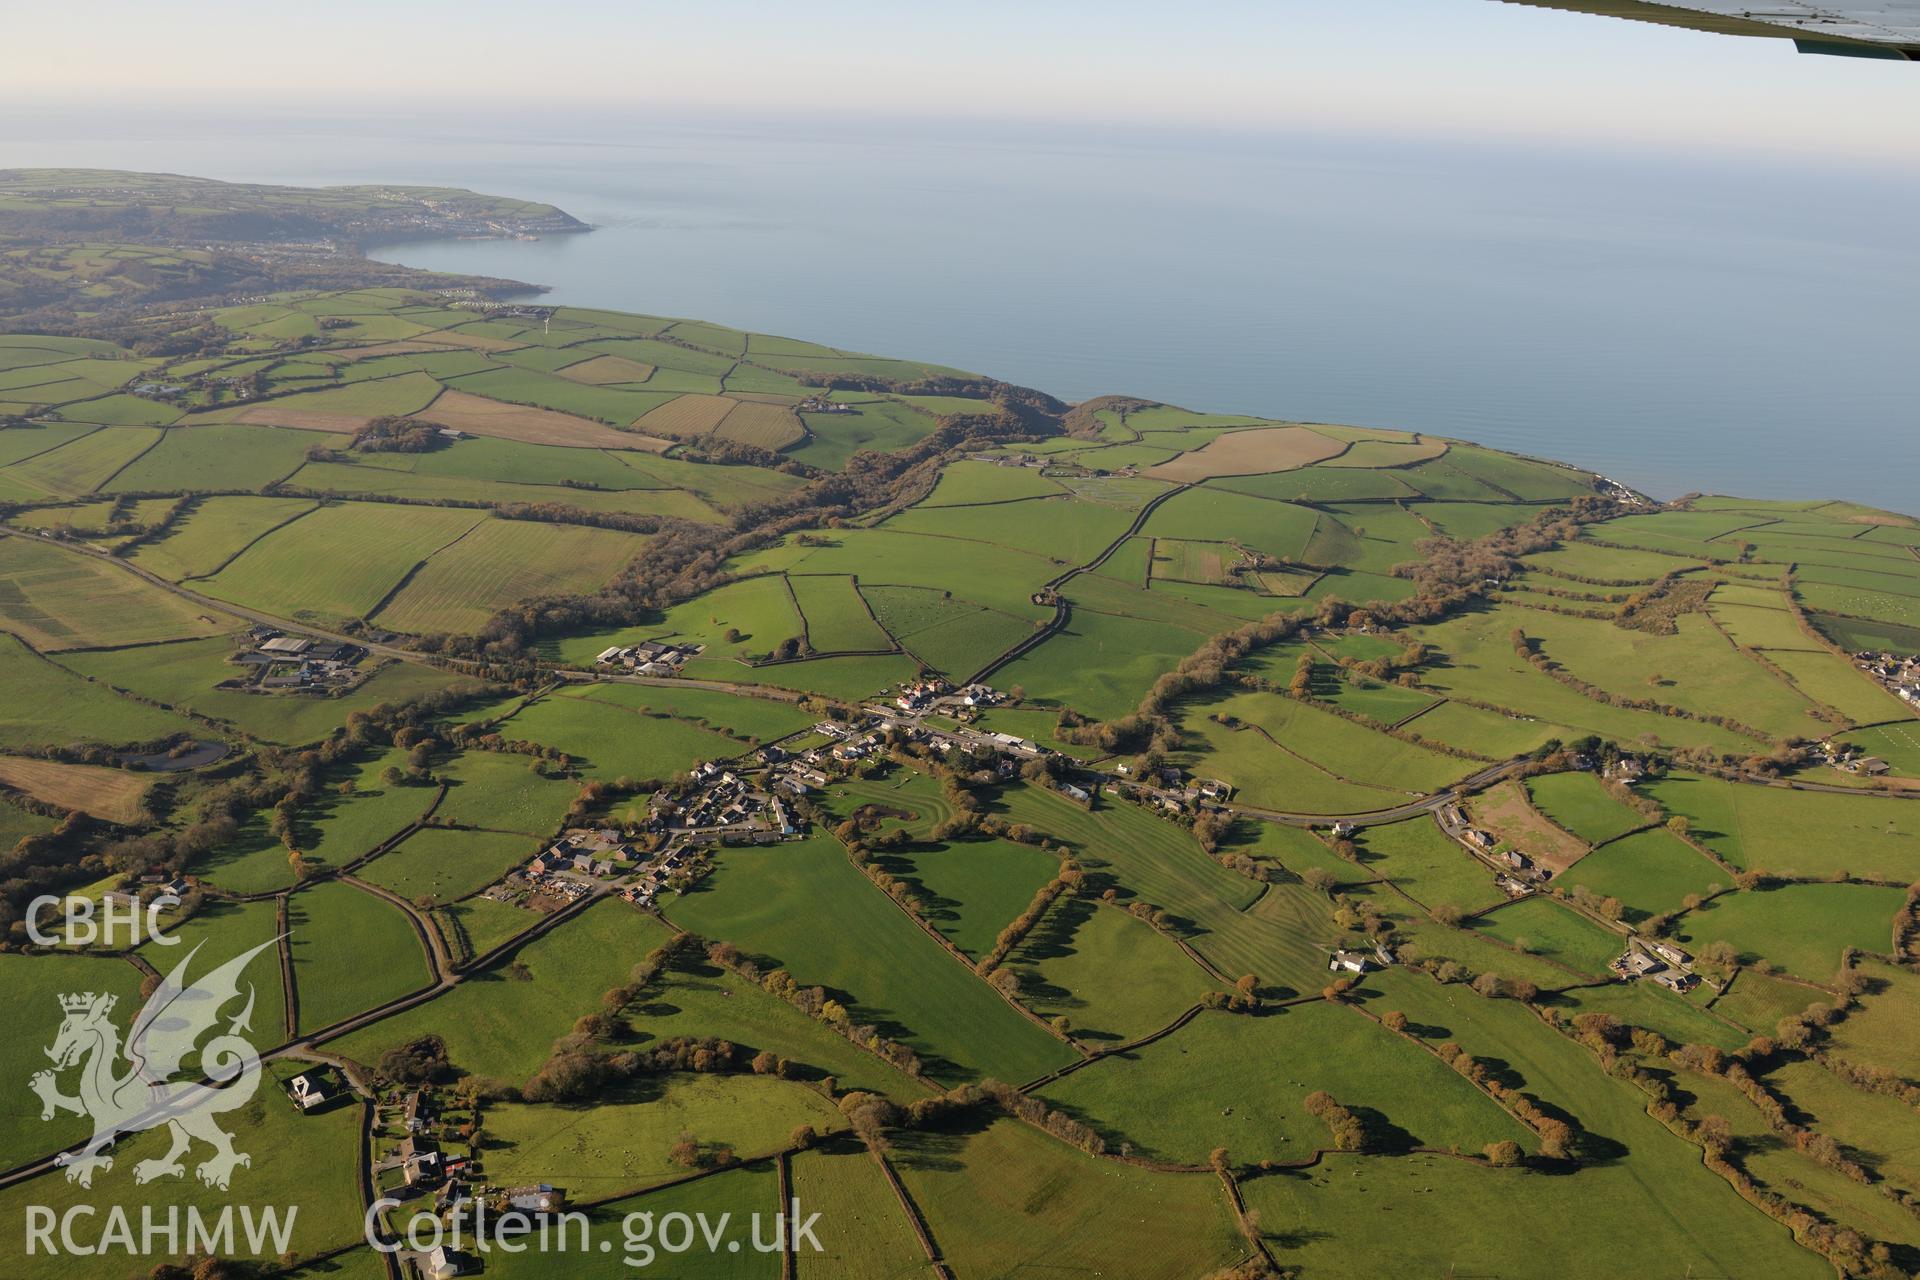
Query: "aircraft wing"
1497 1 1920 60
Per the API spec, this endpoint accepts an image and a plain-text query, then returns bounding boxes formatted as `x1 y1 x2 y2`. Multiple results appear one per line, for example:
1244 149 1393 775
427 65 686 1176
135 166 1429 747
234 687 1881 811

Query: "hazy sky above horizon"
4 0 1916 164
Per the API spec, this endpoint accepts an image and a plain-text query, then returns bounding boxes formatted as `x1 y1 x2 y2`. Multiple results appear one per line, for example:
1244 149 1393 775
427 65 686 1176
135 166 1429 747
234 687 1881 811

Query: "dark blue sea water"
9 113 1918 509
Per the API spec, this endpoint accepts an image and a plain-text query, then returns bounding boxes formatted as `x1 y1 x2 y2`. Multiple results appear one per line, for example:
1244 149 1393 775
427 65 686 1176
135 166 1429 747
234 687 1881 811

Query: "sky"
3 0 1916 164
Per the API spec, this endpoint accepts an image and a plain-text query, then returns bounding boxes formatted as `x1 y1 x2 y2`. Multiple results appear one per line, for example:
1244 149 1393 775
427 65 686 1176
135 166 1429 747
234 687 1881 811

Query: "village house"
1328 949 1371 975
399 1135 444 1189
504 1184 567 1214
284 1070 338 1112
420 1243 477 1279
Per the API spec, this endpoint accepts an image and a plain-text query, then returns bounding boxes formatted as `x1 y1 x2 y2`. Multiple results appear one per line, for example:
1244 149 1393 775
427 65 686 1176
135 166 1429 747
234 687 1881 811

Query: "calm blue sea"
8 112 1918 509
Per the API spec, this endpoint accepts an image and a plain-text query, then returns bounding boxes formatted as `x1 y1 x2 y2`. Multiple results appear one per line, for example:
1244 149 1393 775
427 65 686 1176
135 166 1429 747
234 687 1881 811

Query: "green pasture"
1672 882 1907 980
330 898 672 1082
1469 896 1623 977
0 633 197 750
1525 772 1648 844
1009 895 1220 1043
1558 829 1724 924
1644 771 1920 882
893 1117 1245 1280
480 1074 841 1197
663 834 1077 1085
788 573 892 652
287 880 432 1033
1041 1003 1530 1164
360 826 532 903
61 639 462 746
129 496 318 580
198 502 484 626
501 692 745 782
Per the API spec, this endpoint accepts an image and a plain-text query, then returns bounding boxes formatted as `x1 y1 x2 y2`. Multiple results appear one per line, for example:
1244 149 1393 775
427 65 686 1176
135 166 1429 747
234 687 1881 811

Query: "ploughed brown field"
635 392 741 439
415 389 674 450
0 754 151 824
714 400 806 449
204 406 373 433
1147 425 1348 481
557 354 657 386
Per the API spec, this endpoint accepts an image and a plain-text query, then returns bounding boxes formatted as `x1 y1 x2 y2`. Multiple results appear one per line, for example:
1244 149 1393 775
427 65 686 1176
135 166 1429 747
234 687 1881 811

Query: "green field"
1828 959 1920 1082
477 1164 783 1280
1525 772 1650 844
790 1144 934 1277
105 423 336 492
434 747 582 833
0 632 198 750
1645 771 1920 882
788 573 893 652
630 953 924 1100
988 786 1336 998
499 692 746 782
557 681 814 744
372 516 645 635
480 1074 842 1196
1352 817 1508 914
287 880 433 1033
199 502 485 626
892 1117 1246 1280
330 898 671 1082
664 834 1078 1085
0 533 232 650
360 826 532 902
1671 882 1907 980
872 835 1057 960
1041 1002 1530 1163
1681 1066 1920 1254
60 637 462 745
129 495 319 580
1559 828 1724 923
1009 895 1221 1043
1470 896 1625 977
1338 969 1827 1278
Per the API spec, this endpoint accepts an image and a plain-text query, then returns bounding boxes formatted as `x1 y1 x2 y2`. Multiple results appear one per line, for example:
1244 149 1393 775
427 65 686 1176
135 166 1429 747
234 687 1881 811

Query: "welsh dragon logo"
30 938 277 1190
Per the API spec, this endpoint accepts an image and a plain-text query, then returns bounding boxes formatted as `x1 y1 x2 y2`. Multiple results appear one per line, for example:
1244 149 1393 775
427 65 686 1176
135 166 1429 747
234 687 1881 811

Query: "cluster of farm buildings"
224 626 367 694
593 639 702 676
1611 937 1700 992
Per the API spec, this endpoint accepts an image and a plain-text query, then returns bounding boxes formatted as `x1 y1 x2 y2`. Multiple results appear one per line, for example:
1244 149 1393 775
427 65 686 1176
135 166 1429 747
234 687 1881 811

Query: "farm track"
1221 757 1526 828
964 480 1193 686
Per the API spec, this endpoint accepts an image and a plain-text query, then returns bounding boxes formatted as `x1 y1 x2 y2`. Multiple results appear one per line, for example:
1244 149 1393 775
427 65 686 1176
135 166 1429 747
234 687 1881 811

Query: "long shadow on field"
1012 894 1086 964
886 1106 997 1174
677 944 958 1080
870 848 964 931
1347 1104 1419 1155
1027 1085 1170 1163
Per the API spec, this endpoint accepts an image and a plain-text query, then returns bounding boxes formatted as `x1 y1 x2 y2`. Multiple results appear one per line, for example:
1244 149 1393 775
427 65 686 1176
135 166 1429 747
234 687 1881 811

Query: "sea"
7 110 1918 510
